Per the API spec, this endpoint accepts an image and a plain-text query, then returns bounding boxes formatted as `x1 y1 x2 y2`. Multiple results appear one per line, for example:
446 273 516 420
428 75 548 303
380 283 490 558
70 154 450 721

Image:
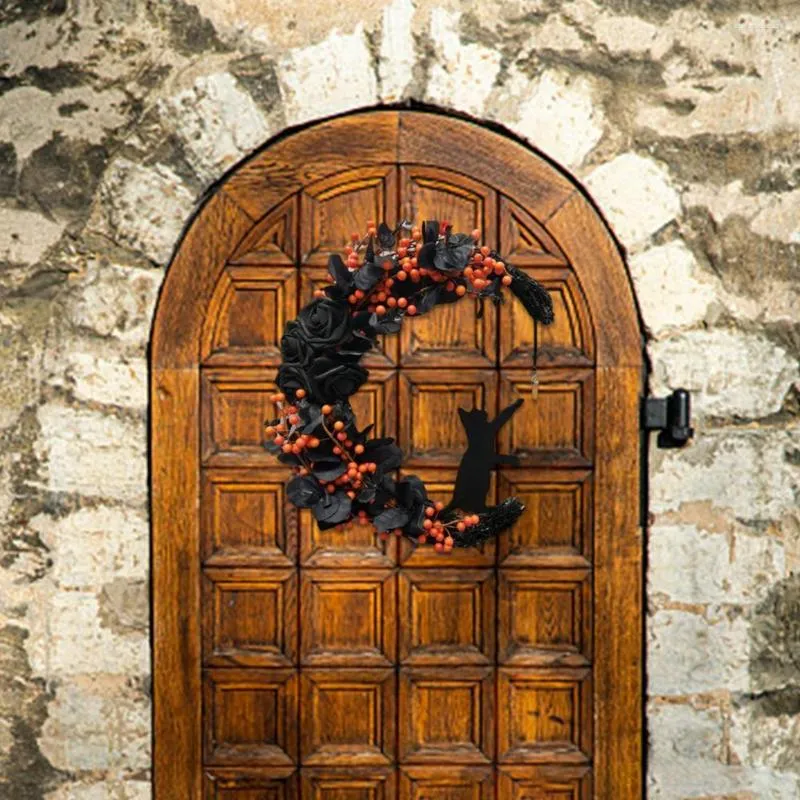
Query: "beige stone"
0 207 64 266
36 404 147 506
585 153 681 248
278 24 378 125
379 0 415 101
510 71 604 169
649 329 799 420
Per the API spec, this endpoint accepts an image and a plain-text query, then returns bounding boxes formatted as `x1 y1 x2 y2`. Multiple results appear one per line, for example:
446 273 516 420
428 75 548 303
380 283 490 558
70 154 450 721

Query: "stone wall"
0 1 797 797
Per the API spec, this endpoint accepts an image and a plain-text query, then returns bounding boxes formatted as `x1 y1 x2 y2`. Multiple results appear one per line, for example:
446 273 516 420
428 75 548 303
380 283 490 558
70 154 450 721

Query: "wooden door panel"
498 196 566 268
497 668 591 765
299 512 396 568
204 669 298 766
498 268 594 369
301 167 397 265
205 769 298 800
301 768 395 799
398 667 494 764
398 370 498 466
300 669 395 766
499 370 594 467
300 569 396 666
498 569 591 667
202 266 298 367
398 569 495 665
202 368 277 467
498 766 592 800
497 470 593 569
202 468 296 568
399 766 493 800
203 568 297 668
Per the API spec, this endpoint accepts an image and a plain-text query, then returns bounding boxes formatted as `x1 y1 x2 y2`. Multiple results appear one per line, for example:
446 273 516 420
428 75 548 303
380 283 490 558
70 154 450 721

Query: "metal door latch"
642 388 694 448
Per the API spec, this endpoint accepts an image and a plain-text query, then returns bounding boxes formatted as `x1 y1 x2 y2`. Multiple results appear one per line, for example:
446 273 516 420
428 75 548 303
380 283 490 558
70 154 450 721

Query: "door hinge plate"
642 388 694 448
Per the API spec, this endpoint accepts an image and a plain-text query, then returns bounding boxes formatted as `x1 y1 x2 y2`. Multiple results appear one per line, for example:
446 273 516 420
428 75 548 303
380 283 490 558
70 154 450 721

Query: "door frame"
150 106 644 798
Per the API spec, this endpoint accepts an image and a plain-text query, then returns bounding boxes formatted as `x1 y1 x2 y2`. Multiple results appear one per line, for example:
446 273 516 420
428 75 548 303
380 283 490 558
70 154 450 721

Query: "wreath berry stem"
265 219 554 553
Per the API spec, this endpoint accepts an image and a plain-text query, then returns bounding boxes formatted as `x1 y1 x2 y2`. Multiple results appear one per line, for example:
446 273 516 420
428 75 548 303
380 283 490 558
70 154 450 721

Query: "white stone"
649 329 798 420
379 0 415 101
751 189 800 244
648 608 750 695
93 158 196 265
278 24 378 125
0 207 64 265
510 71 604 169
425 8 502 117
26 588 149 678
648 702 724 762
53 350 148 409
585 153 681 248
45 780 151 800
31 506 148 589
651 428 800 523
593 14 661 56
628 241 718 336
36 404 147 505
160 72 271 184
649 524 785 605
730 700 800 774
67 261 164 349
39 677 150 771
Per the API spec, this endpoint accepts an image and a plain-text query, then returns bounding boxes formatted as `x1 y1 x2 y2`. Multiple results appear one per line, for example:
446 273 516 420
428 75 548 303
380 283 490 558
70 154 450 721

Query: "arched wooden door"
151 110 643 799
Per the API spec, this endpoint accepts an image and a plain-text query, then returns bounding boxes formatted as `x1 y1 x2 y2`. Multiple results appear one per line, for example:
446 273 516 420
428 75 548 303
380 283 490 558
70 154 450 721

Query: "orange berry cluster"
312 220 505 317
415 505 481 554
265 394 378 499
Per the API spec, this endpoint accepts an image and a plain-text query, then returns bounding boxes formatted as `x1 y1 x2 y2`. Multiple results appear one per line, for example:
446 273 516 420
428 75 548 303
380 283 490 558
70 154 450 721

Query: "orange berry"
274 435 285 445
282 443 293 453
333 421 345 431
336 432 347 441
423 519 433 530
457 521 466 532
471 228 481 240
308 437 320 448
434 501 444 511
265 425 275 435
455 285 467 297
397 297 408 309
425 507 435 517
322 404 333 415
354 444 365 454
418 534 428 544
480 246 490 256
313 289 325 298
326 484 336 494
406 305 417 315
501 274 512 286
333 446 342 455
396 270 407 281
387 296 397 308
376 305 386 316
434 542 444 553
351 231 360 241
464 266 474 278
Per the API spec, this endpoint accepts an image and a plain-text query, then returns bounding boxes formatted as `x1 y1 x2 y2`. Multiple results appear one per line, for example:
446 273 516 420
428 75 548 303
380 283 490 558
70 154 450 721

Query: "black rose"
276 363 311 397
280 321 311 365
308 357 367 403
296 298 351 350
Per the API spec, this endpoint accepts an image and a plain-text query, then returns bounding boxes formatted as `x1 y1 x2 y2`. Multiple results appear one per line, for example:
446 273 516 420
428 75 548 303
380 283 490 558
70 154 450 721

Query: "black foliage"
268 220 555 550
507 263 555 324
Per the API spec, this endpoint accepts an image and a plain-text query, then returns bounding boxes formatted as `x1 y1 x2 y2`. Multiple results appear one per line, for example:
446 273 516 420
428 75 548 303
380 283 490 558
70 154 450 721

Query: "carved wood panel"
187 152 625 798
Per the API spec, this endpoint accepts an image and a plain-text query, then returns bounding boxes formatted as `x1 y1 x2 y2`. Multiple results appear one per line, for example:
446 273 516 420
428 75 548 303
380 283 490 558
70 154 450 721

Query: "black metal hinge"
642 388 694 449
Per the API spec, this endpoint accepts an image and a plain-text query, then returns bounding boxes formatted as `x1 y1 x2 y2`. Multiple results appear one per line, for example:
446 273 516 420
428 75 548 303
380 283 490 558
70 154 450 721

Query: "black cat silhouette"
445 399 524 514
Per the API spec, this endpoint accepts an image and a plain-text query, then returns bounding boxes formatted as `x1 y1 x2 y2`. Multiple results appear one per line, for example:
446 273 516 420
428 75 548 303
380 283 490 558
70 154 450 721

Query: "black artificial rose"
276 362 311 397
280 321 311 365
308 357 367 403
296 298 351 350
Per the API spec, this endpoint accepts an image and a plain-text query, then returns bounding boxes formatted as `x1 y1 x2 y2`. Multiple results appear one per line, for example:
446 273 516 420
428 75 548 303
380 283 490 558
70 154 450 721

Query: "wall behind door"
0 2 798 798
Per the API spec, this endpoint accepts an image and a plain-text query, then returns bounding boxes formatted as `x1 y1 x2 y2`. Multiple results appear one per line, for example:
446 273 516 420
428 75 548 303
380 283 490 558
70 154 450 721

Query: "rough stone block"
648 608 750 696
585 153 681 248
649 329 798 421
36 404 147 505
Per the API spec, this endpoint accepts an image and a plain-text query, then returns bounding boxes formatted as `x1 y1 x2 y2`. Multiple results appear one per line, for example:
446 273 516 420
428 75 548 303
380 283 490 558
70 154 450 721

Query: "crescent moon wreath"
265 220 554 553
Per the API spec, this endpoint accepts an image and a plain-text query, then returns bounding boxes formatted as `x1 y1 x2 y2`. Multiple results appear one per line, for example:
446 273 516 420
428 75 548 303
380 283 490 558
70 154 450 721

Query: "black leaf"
369 311 403 334
328 254 353 291
416 286 442 314
366 237 374 261
377 222 395 250
417 242 436 268
353 262 384 291
312 460 348 481
422 220 439 244
313 491 352 524
374 506 410 532
433 232 474 272
287 475 324 508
